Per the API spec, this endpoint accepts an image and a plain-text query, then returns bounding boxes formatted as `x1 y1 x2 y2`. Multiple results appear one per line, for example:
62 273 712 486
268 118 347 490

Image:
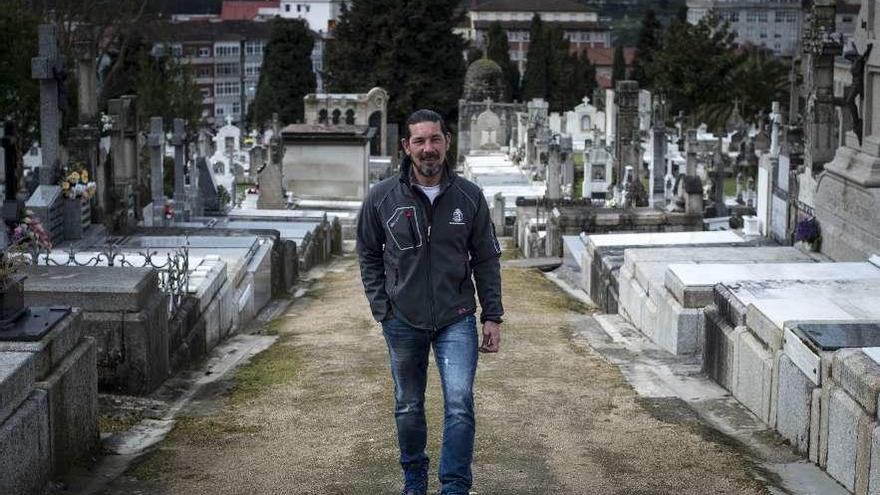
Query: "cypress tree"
251 18 315 127
521 14 547 101
633 10 661 86
611 44 627 86
324 0 465 125
486 21 519 102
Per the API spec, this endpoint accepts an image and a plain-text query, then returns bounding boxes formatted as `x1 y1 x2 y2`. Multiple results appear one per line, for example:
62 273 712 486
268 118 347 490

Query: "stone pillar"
614 80 640 186
147 117 165 226
492 192 505 234
651 123 666 196
560 135 574 198
31 24 64 186
107 96 138 232
802 0 841 176
171 119 188 221
546 138 561 200
74 26 97 124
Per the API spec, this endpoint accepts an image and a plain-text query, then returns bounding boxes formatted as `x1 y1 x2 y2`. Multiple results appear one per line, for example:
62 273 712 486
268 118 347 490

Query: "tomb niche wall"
815 0 880 260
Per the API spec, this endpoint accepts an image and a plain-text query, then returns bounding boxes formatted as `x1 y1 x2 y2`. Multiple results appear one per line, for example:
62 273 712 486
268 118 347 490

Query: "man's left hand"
480 321 501 353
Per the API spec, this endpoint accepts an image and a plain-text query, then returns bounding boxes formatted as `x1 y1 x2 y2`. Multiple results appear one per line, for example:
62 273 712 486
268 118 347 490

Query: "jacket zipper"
412 182 451 332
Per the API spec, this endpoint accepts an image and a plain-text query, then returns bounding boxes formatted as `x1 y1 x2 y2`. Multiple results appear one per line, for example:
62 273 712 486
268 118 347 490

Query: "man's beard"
416 154 444 177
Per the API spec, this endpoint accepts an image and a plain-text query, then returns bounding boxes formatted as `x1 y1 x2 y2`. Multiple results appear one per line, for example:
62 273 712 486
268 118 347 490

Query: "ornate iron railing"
26 238 190 314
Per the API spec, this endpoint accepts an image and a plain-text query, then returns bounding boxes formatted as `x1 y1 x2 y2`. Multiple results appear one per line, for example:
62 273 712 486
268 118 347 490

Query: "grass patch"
129 446 177 481
99 411 144 434
168 416 261 443
502 267 595 314
227 337 302 406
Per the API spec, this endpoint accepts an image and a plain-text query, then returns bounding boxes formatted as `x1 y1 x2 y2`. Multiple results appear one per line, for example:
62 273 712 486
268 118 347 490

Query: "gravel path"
101 254 769 495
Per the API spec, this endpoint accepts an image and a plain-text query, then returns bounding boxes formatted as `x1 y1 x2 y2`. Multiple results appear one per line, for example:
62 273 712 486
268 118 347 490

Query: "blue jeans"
382 315 479 495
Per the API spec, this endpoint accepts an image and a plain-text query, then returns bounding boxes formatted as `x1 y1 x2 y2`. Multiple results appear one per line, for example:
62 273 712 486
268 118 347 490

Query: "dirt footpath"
101 255 769 495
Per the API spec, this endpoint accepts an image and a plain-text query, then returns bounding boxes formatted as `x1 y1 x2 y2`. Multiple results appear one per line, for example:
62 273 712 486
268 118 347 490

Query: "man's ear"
445 133 452 150
401 138 410 155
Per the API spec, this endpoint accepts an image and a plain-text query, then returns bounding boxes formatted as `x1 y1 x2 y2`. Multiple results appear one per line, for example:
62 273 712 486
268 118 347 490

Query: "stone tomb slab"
617 246 809 355
22 266 169 395
0 389 50 495
581 230 745 301
666 261 880 309
0 352 36 425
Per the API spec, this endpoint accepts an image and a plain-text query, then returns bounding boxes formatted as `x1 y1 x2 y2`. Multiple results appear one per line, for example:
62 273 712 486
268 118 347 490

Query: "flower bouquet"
794 216 821 251
60 167 97 200
1 212 50 323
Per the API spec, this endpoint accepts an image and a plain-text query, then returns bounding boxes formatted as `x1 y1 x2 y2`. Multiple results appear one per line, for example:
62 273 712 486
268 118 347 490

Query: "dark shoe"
400 460 429 495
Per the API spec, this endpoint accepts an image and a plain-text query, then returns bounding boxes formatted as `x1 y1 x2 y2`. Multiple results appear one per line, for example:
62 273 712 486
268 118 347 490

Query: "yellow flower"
62 181 70 190
69 171 80 183
80 171 89 182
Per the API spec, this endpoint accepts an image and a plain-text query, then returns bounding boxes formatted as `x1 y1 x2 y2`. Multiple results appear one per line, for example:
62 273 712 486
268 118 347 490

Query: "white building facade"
686 0 804 56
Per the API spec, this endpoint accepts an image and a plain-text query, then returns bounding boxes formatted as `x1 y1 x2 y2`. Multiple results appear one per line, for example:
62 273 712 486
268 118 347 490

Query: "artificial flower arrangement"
1 212 51 285
60 165 97 200
794 216 821 250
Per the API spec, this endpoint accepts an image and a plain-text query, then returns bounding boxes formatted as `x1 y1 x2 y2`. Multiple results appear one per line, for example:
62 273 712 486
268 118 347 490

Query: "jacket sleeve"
356 194 392 322
469 192 504 324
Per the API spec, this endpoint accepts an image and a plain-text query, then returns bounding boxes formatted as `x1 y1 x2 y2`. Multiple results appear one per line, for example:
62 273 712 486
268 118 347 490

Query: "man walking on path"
357 109 504 495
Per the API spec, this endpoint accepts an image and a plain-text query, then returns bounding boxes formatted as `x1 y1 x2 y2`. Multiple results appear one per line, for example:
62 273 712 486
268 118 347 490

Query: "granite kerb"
0 352 37 426
0 389 50 495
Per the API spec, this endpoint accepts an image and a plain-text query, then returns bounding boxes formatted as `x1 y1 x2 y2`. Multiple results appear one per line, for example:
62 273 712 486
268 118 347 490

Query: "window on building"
306 5 310 12
245 41 264 56
215 106 225 117
215 81 240 96
245 63 261 77
198 66 211 78
318 109 328 124
171 44 183 57
199 47 211 57
232 102 241 116
332 109 341 125
285 3 291 11
215 63 239 77
215 44 240 57
345 109 355 125
297 4 301 11
200 87 211 98
775 11 797 23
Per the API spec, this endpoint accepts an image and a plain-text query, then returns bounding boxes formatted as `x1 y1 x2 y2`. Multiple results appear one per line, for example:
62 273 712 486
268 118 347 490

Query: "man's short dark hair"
404 109 451 139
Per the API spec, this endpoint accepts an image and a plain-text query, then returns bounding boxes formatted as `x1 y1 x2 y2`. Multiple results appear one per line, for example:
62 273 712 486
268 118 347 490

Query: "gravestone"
147 117 165 226
30 24 64 186
614 81 640 186
560 135 574 197
546 138 562 200
257 152 285 210
107 96 138 232
651 122 666 198
171 118 189 221
25 185 63 243
197 157 221 213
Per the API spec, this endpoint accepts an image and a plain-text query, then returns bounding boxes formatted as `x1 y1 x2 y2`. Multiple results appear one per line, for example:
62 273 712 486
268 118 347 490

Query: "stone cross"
108 96 138 231
614 81 640 186
31 24 65 186
769 101 782 155
148 117 166 225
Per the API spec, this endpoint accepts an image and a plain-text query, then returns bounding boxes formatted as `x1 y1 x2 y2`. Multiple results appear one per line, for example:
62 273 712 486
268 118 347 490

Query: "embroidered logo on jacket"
450 208 465 225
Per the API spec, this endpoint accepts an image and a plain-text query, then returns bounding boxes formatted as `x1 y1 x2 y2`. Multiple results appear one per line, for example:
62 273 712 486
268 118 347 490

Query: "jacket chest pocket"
385 206 423 251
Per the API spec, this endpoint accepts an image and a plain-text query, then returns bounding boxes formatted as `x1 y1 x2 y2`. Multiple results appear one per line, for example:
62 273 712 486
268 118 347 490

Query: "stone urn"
0 274 26 328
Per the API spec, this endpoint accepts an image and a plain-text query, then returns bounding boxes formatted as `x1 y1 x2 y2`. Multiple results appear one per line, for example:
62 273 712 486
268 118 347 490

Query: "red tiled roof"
221 1 278 20
473 20 608 31
581 47 636 67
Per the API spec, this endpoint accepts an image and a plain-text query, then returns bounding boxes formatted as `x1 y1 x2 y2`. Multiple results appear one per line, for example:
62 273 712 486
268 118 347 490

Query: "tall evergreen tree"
251 18 315 127
611 45 627 86
582 53 598 97
486 21 519 102
324 0 465 125
134 54 203 132
632 10 661 86
0 2 40 147
521 14 547 101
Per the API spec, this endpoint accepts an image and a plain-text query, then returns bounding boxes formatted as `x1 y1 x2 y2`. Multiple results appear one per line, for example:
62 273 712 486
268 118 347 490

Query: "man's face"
402 121 450 179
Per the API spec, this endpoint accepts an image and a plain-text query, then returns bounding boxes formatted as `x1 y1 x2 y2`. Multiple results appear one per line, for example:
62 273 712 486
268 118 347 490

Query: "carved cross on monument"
31 24 65 186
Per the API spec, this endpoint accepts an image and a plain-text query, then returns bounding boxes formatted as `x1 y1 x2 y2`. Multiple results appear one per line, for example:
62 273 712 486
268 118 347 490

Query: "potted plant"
794 216 821 252
1 213 51 326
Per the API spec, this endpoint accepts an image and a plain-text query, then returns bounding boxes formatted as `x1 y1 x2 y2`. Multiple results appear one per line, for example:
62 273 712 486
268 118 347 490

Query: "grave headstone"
31 24 64 186
107 96 138 232
197 157 221 212
546 138 562 200
171 118 189 221
148 117 165 226
614 80 640 186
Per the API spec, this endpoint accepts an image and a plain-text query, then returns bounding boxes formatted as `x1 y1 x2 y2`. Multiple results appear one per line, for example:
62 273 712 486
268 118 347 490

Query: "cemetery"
4 0 880 493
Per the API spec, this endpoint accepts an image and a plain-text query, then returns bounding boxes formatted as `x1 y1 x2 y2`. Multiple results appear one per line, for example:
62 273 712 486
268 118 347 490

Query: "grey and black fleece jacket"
356 157 503 330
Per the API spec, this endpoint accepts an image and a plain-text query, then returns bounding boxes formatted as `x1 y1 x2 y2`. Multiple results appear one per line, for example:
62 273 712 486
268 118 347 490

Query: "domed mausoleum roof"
463 57 505 102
